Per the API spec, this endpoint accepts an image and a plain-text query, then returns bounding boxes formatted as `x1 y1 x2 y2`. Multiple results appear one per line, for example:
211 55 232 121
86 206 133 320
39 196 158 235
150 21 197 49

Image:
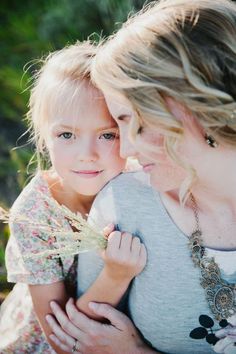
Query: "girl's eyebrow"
51 123 119 132
52 124 77 131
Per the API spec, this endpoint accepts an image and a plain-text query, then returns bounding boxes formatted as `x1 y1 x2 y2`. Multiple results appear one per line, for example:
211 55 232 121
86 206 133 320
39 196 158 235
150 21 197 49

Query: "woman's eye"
58 132 74 139
100 132 118 140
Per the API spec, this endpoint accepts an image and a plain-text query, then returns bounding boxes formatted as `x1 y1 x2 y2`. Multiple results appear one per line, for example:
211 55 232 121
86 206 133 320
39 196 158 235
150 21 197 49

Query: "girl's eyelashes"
99 132 119 140
56 131 119 141
58 132 75 140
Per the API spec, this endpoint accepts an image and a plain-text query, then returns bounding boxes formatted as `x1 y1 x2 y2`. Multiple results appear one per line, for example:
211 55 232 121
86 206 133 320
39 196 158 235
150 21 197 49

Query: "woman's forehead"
104 93 134 119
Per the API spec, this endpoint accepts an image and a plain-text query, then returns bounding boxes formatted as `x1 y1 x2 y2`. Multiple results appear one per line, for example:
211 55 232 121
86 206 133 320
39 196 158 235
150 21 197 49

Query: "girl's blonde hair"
27 41 97 169
92 0 236 200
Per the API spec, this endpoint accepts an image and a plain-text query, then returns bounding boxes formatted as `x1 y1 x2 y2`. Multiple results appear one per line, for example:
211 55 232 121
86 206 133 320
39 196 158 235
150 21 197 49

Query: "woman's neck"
190 145 236 214
162 186 236 250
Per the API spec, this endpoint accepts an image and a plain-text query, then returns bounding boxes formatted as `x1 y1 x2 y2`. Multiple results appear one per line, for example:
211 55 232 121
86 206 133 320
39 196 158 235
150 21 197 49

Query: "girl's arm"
75 229 147 320
29 281 70 354
29 229 146 353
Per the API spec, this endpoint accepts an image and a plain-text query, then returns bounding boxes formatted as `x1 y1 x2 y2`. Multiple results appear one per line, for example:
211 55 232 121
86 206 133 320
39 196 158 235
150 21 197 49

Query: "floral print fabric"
0 172 77 353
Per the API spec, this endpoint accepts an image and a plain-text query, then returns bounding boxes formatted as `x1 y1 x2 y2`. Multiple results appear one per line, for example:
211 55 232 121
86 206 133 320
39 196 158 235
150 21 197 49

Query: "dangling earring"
204 133 218 148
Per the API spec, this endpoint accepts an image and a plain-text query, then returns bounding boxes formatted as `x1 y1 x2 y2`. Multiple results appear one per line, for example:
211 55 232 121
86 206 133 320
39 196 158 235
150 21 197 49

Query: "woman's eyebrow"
117 114 131 121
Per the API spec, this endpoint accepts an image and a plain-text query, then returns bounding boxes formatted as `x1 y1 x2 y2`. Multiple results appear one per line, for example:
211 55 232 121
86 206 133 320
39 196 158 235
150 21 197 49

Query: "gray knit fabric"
77 171 235 354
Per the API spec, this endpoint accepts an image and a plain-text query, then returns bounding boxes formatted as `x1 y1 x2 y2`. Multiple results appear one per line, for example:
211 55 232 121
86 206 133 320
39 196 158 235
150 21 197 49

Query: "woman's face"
104 94 195 192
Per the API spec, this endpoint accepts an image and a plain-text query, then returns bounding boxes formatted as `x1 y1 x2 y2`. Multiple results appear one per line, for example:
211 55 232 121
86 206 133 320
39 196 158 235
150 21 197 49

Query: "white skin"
28 82 147 354
46 93 236 353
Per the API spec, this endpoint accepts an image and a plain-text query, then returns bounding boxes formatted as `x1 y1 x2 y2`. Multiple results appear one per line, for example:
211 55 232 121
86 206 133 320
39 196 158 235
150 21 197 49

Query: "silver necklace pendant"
189 229 236 321
200 258 236 321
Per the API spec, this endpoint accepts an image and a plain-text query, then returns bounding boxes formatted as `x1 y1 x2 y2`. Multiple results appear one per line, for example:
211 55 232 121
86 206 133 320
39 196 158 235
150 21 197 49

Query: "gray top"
77 171 236 354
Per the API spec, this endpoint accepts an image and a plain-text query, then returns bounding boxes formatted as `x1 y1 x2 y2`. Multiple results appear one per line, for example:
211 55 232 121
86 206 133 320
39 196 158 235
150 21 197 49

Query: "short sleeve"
6 221 65 285
5 173 71 285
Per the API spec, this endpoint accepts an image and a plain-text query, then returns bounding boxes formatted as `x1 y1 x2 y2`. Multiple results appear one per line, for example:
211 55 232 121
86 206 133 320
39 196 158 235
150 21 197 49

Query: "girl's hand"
101 230 147 282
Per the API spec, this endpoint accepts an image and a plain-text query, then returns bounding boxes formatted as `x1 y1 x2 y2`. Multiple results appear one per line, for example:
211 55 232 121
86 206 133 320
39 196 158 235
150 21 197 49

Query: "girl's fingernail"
103 224 114 239
45 315 51 323
104 223 114 232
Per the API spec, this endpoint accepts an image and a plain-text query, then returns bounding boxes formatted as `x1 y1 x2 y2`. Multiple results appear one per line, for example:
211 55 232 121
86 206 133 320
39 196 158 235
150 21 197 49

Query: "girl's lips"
142 164 155 173
71 170 104 178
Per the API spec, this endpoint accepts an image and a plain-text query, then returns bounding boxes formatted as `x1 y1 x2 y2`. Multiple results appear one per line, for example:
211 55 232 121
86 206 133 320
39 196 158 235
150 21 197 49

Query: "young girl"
0 42 146 354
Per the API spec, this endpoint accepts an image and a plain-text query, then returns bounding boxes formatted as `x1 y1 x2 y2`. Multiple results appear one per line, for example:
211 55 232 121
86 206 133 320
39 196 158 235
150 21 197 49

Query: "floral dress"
0 172 77 353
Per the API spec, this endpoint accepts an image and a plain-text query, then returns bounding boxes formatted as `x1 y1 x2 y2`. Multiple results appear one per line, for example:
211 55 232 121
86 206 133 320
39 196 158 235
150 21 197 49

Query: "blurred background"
0 0 151 300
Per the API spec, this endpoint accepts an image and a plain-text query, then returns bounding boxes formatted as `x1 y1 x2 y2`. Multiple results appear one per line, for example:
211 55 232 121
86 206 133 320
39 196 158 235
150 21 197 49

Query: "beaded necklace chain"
188 194 236 321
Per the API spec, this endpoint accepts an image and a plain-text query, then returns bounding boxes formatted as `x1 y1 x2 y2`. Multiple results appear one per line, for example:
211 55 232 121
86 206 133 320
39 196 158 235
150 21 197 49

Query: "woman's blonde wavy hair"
92 0 236 201
27 41 97 170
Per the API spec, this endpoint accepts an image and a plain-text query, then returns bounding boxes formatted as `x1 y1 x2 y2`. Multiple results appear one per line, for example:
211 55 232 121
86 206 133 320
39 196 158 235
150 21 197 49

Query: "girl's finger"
130 236 141 257
119 232 132 253
106 231 122 250
103 223 115 239
139 244 147 267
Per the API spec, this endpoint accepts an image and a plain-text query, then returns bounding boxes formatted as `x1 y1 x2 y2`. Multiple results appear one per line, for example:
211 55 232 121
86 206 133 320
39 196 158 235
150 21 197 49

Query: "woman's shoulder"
91 170 152 213
107 170 150 190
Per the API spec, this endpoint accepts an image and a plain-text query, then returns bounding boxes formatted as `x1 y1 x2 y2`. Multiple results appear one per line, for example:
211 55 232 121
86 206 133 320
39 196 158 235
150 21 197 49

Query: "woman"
46 0 236 353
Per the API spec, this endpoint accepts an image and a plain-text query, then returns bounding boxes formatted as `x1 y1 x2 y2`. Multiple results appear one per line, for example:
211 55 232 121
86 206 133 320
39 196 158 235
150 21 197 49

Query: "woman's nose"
119 138 138 159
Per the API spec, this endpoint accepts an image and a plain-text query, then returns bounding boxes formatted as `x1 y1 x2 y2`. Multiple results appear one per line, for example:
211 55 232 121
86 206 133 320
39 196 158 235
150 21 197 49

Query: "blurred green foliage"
0 0 151 286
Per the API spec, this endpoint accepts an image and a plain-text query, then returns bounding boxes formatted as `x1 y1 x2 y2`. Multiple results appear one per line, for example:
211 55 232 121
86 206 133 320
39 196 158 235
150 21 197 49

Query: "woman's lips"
142 164 155 172
71 170 104 178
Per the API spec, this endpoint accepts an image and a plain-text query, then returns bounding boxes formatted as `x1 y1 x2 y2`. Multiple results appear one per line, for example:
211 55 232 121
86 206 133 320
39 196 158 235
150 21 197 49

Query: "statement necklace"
188 194 236 321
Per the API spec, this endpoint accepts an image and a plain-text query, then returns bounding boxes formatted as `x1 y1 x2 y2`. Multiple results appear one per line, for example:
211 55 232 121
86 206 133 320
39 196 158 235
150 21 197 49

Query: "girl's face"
47 81 126 196
104 94 187 192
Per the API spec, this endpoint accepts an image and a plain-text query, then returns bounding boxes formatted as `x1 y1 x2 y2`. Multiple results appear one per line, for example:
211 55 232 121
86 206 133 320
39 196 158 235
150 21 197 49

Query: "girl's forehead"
47 81 117 130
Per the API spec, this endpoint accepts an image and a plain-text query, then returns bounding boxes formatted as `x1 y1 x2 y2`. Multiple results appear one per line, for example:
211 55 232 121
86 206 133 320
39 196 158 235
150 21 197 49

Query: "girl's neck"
44 171 95 217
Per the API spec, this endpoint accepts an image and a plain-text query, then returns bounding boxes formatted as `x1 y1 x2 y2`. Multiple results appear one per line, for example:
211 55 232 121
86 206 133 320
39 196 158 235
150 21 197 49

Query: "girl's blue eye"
58 132 73 139
100 132 118 140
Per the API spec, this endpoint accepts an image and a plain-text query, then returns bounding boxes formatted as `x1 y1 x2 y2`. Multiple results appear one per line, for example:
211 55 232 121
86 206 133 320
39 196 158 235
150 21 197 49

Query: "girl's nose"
76 139 98 162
